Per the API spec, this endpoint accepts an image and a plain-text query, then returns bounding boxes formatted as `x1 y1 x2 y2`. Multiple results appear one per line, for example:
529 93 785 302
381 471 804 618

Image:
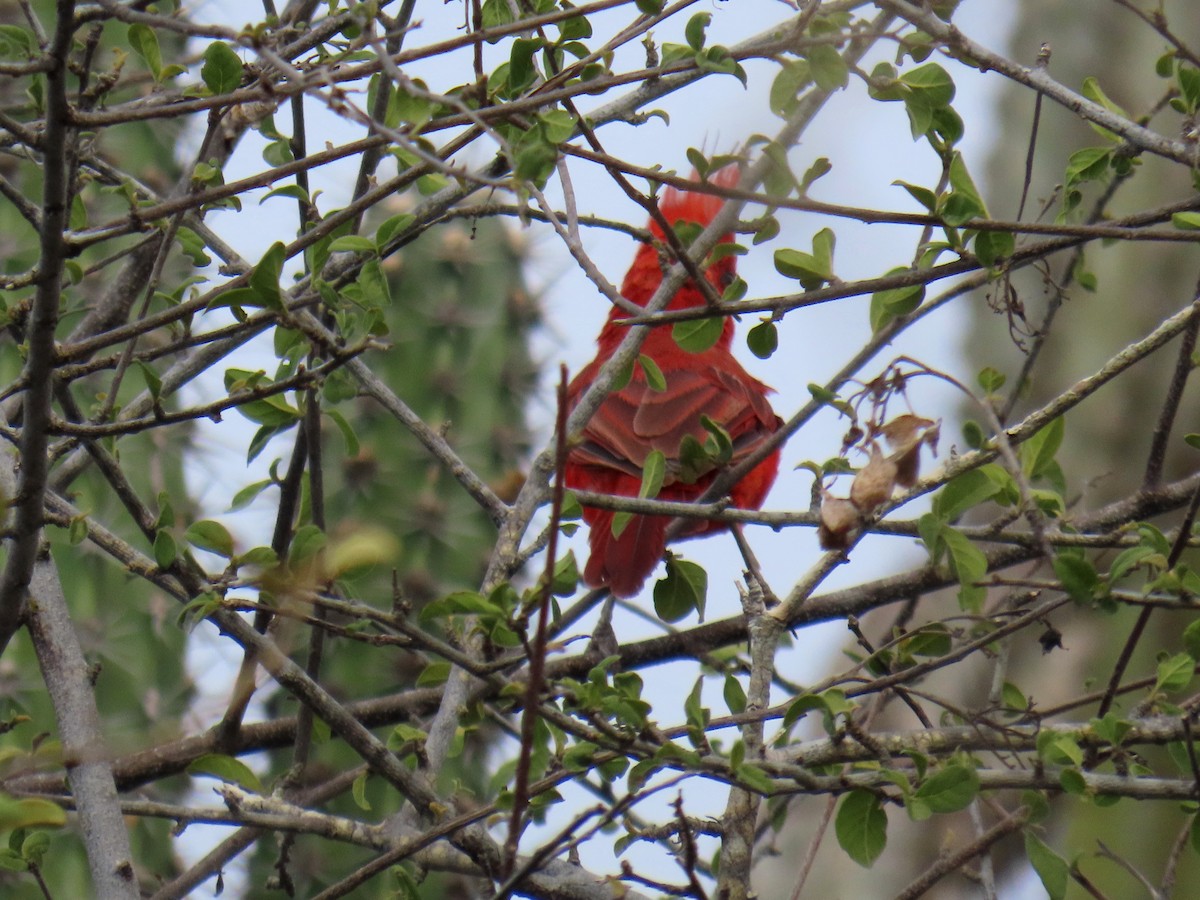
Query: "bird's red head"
602 167 740 350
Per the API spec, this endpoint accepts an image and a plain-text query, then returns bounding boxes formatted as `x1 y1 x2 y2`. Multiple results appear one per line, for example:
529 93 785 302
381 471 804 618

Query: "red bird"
565 173 783 598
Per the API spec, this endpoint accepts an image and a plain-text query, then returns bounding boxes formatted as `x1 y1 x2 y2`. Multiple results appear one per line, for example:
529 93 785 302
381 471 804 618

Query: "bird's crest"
655 165 740 232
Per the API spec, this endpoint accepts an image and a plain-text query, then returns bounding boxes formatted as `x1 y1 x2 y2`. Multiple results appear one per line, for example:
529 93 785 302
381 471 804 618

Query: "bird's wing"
570 364 779 483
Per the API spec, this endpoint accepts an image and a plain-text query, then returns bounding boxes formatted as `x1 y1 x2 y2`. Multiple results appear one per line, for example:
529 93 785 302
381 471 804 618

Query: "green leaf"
68 515 88 545
1059 767 1087 796
1065 147 1113 187
653 557 707 622
1037 731 1084 767
1053 554 1099 603
735 762 776 795
416 661 451 686
747 321 778 359
869 271 925 333
288 524 327 567
538 109 575 144
914 764 979 813
899 62 956 107
376 213 415 248
770 60 811 116
639 355 667 392
977 366 1006 393
508 36 542 93
1081 76 1128 141
512 126 559 187
1019 416 1065 478
154 530 177 570
940 525 987 611
351 771 372 811
1155 651 1195 694
894 180 937 212
1184 620 1200 661
723 674 747 715
684 12 710 51
1178 65 1200 113
835 790 887 867
259 184 309 206
175 226 212 266
184 519 235 558
774 229 834 289
202 41 243 95
0 797 66 831
974 230 1014 267
638 450 666 500
1025 831 1068 900
249 241 286 309
1089 712 1131 747
328 235 377 254
419 591 496 623
229 479 272 512
932 468 1001 522
635 0 664 13
187 753 264 793
672 316 724 353
941 152 987 224
1172 212 1200 231
128 24 164 80
0 25 36 60
903 624 951 658
806 43 849 91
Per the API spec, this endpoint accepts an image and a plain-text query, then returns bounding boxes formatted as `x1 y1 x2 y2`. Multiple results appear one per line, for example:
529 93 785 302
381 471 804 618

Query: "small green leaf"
202 41 243 95
229 479 273 512
1019 416 1065 478
1053 554 1099 603
249 241 286 309
416 661 451 686
639 450 666 500
914 764 979 813
328 235 377 254
653 557 707 622
977 366 1006 393
184 520 235 558
806 43 849 91
684 12 710 51
639 355 667 392
1172 212 1200 231
974 230 1014 267
723 674 747 715
68 515 88 545
899 62 956 107
187 753 264 793
0 797 66 831
940 525 987 611
154 530 177 570
747 321 778 359
770 59 811 116
289 524 327 567
869 272 925 333
836 790 887 867
932 468 1001 522
1184 620 1200 661
128 24 164 80
672 316 724 353
1025 831 1068 900
1155 651 1195 694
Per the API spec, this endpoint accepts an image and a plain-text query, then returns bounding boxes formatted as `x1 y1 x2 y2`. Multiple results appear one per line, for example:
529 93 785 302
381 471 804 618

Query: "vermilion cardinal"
565 173 782 598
